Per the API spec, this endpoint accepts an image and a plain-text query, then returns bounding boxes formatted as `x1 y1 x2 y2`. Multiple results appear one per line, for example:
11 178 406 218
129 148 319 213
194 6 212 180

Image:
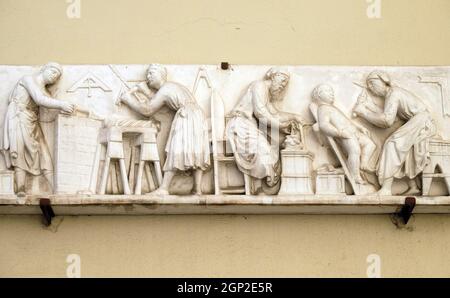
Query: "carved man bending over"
119 64 210 195
2 62 75 196
312 84 376 184
352 71 436 195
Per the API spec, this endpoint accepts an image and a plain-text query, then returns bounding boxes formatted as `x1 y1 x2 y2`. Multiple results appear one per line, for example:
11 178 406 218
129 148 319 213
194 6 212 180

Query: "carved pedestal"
279 148 314 195
0 170 14 195
316 168 346 195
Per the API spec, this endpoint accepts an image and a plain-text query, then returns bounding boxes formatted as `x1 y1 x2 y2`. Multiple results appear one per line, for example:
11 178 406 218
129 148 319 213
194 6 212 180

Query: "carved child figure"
312 84 376 184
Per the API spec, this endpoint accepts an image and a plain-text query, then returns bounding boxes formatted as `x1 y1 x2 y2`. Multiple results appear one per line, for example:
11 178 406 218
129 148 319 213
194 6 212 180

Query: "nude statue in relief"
312 84 377 185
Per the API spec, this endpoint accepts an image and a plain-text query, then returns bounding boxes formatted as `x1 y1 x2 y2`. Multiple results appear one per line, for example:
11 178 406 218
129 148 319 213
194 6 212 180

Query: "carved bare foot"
376 187 392 196
149 188 169 196
266 176 275 187
16 191 26 197
401 186 421 196
191 188 202 196
255 187 265 196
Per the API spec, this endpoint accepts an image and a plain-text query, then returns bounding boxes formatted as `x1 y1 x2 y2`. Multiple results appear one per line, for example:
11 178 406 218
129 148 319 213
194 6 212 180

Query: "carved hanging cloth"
160 82 210 172
377 87 437 183
2 77 53 175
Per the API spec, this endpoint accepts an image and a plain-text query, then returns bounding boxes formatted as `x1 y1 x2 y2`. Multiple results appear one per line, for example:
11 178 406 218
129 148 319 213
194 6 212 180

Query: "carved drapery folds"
0 64 449 198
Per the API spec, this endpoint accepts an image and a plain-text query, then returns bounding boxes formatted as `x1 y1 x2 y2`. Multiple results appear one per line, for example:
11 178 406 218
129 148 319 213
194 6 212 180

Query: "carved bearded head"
146 64 167 90
40 62 63 85
366 70 391 97
265 67 290 102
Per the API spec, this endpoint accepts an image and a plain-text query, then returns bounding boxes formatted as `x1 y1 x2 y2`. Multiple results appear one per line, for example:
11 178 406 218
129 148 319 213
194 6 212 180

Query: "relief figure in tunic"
119 64 210 195
2 62 75 195
353 71 437 195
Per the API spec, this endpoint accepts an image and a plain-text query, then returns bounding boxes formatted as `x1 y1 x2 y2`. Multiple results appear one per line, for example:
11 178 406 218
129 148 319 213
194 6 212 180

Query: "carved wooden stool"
98 126 131 195
422 138 450 195
132 133 162 195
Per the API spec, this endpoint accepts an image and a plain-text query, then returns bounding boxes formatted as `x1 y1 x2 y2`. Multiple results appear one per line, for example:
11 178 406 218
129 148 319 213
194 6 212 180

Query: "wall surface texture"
0 0 449 277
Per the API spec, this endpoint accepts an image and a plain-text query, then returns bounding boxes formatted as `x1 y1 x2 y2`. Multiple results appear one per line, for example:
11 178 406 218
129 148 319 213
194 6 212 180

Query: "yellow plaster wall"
0 0 449 277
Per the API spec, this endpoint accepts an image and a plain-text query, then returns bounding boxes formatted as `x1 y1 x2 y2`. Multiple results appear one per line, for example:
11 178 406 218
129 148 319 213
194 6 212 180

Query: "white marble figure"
1 62 75 196
119 64 210 195
225 67 303 194
312 84 376 185
353 71 437 195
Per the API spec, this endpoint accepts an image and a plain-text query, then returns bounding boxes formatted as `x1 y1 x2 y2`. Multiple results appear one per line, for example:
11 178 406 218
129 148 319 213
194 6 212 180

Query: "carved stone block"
315 168 346 195
54 114 103 194
279 149 314 195
0 170 14 195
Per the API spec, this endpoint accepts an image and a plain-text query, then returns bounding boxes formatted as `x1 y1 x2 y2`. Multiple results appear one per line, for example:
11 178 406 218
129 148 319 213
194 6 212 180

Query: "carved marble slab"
0 63 448 214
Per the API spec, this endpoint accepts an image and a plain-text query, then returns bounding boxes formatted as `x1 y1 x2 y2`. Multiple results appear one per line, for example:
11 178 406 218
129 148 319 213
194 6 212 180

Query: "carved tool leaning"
191 67 221 195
